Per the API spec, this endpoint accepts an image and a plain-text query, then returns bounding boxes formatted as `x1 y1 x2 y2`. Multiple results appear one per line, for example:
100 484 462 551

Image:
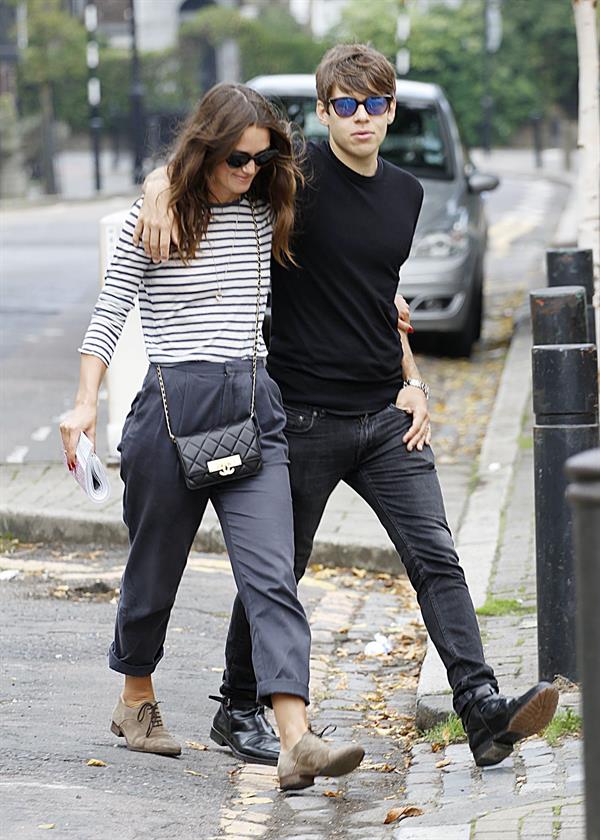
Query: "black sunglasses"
329 96 394 118
226 148 279 168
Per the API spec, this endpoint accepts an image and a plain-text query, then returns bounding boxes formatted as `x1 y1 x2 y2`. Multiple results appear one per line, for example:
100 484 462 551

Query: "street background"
1 1 596 839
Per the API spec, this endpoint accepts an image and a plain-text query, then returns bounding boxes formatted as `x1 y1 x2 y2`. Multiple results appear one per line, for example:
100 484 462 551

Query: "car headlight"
413 208 470 259
413 229 470 259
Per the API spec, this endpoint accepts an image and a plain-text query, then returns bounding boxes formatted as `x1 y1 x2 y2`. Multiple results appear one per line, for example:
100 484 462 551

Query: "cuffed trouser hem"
257 679 310 708
108 645 161 677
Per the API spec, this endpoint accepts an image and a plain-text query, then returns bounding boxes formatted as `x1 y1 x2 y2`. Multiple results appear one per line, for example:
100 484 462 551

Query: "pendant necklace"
206 203 241 302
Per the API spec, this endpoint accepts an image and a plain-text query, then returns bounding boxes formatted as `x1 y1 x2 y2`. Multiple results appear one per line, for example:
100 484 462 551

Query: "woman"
60 83 364 791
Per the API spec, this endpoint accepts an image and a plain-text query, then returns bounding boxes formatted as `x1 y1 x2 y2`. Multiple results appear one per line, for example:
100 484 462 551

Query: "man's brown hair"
315 44 396 106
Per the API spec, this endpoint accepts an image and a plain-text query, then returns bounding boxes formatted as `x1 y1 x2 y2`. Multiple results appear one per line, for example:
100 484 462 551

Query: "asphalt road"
0 541 331 839
0 176 567 465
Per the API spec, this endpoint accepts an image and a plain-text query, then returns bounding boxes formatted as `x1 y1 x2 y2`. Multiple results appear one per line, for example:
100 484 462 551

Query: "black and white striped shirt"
80 197 272 367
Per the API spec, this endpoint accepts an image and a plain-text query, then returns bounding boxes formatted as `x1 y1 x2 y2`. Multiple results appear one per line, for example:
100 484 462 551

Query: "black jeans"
221 402 497 716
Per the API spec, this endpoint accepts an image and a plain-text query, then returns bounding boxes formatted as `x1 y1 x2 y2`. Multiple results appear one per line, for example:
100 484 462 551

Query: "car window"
382 102 452 180
268 95 452 180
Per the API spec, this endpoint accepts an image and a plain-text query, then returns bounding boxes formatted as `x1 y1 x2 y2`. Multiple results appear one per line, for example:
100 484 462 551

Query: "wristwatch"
403 378 431 400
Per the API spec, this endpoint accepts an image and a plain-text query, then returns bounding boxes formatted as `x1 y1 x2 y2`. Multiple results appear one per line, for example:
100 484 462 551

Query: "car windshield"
269 95 452 180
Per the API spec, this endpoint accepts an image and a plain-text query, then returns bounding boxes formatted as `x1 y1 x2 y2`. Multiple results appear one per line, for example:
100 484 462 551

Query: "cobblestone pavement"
0 449 584 840
210 437 584 840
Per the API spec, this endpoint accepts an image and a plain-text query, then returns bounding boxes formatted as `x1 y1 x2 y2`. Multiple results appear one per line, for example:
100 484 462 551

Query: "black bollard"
532 343 599 683
530 286 588 345
547 249 596 342
566 448 600 840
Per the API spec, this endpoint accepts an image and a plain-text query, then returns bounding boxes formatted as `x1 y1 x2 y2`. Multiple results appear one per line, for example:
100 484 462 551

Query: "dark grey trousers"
109 359 311 706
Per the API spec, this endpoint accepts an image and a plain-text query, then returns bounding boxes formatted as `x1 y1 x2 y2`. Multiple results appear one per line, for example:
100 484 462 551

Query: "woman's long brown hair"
168 83 303 265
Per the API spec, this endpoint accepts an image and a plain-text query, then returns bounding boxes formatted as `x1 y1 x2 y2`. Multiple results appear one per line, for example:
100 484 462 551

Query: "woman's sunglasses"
329 96 394 118
226 149 279 168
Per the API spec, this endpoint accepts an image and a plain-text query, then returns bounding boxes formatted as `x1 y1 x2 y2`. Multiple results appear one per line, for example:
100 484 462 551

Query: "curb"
0 190 138 212
415 314 534 730
0 507 401 574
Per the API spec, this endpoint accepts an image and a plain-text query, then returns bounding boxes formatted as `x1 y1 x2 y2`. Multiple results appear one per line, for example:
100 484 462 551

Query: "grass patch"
543 708 582 746
0 534 19 554
476 597 536 617
422 714 466 747
518 433 533 450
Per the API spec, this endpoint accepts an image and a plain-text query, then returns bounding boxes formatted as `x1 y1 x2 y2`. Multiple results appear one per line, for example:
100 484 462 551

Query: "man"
136 44 558 769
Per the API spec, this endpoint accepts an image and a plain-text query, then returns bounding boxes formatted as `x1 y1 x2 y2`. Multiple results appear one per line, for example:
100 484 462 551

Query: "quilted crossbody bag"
155 202 263 490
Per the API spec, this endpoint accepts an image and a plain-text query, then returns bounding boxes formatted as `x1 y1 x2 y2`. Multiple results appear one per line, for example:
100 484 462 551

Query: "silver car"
248 74 499 356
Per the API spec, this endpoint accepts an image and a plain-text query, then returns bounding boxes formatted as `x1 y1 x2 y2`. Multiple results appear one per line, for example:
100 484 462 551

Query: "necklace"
205 204 241 302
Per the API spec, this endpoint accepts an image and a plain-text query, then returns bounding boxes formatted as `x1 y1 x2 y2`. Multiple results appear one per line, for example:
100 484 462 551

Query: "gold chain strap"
156 199 263 436
249 200 262 419
156 364 175 442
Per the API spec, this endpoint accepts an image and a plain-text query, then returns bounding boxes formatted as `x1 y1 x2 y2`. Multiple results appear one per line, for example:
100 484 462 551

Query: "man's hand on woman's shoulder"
132 166 178 263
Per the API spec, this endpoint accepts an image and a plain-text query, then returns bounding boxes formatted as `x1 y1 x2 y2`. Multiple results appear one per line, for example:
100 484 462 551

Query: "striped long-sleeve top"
79 197 272 367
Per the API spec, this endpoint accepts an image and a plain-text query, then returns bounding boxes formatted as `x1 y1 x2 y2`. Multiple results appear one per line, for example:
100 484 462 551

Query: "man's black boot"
209 695 279 766
463 682 559 768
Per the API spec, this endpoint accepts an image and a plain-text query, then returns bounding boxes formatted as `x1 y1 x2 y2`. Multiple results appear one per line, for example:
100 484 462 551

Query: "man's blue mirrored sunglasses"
329 96 394 118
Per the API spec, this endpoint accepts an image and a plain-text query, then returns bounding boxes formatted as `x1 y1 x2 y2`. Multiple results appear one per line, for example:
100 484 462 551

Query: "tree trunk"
572 0 600 359
40 82 58 195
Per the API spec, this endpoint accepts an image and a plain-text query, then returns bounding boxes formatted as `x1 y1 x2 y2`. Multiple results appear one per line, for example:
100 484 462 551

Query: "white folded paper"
67 432 111 503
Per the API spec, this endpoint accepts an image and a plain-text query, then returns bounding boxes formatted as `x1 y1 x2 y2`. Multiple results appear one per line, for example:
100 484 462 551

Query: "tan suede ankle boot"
277 730 364 791
110 698 181 756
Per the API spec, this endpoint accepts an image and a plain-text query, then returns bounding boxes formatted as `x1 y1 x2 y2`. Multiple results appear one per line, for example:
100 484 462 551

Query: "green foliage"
334 0 578 147
15 0 578 145
180 4 327 93
17 0 87 128
476 597 536 616
421 713 466 745
543 708 582 746
332 0 406 59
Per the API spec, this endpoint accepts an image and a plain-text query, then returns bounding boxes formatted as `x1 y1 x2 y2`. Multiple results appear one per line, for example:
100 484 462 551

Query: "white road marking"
31 426 52 442
6 446 29 463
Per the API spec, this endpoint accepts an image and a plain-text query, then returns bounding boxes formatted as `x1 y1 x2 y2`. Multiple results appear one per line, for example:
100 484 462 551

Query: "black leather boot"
209 695 280 766
463 682 559 767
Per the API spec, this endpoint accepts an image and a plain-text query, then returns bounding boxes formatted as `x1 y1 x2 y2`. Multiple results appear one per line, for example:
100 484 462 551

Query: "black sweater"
267 141 424 412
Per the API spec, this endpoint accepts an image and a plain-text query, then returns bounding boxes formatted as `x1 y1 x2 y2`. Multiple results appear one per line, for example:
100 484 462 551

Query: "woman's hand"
60 403 97 471
395 294 413 334
132 166 178 263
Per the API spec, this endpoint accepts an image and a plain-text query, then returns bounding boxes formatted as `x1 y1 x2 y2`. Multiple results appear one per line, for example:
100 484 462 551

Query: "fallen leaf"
184 769 207 777
38 825 56 830
186 741 209 751
323 789 344 798
436 758 452 768
86 758 107 767
384 805 424 824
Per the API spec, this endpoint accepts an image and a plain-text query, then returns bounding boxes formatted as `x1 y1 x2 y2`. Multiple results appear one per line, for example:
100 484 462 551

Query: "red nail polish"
408 326 415 334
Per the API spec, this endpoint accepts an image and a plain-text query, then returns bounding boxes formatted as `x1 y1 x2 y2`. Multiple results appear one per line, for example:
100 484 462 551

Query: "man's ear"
387 98 397 124
316 99 329 127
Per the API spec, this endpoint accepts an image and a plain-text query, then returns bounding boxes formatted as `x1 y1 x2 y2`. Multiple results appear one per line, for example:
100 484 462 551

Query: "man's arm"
132 166 177 263
394 330 431 451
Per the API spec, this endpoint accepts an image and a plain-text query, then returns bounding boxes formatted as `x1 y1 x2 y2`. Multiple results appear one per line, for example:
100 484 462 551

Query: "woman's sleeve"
78 199 150 367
